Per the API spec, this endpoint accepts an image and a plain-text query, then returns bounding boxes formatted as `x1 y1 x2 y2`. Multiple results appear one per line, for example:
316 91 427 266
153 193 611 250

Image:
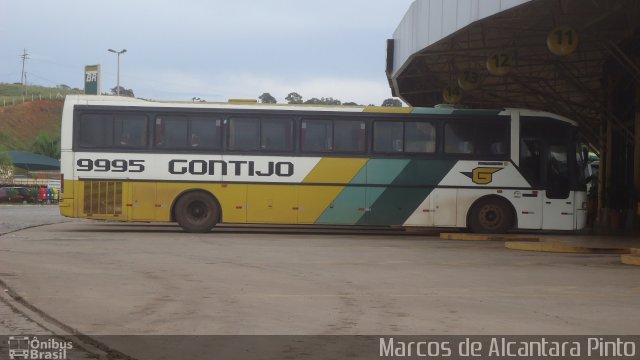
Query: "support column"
634 88 640 227
597 111 606 226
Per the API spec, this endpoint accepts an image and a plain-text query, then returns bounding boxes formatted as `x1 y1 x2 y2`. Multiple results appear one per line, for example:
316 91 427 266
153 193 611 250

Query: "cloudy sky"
0 0 413 105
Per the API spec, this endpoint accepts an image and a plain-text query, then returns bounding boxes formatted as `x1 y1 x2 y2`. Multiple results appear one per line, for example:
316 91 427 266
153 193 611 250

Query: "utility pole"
20 49 30 96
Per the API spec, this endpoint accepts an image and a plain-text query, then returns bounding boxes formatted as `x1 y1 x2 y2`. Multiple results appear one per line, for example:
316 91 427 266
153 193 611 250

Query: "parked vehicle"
0 187 37 203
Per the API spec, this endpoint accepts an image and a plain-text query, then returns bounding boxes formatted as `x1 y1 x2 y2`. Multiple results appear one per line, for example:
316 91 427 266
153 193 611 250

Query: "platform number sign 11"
547 26 578 56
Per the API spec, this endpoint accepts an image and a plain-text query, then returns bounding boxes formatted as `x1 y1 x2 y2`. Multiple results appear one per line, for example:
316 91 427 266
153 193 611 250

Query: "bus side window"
373 121 403 153
190 117 221 150
79 113 114 148
301 119 332 152
228 118 260 151
476 120 508 155
334 120 365 153
405 122 435 153
261 118 293 151
154 116 188 149
114 114 148 149
444 122 474 154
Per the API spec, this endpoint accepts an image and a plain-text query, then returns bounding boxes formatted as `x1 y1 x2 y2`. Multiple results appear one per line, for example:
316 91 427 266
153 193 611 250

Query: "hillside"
0 82 81 101
0 99 63 150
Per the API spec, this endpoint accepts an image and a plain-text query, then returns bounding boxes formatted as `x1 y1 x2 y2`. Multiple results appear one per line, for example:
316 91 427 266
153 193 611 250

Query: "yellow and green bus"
59 95 587 233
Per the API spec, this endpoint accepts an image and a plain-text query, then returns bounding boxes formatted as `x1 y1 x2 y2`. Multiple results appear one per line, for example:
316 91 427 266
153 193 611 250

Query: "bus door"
542 142 574 230
521 137 573 230
519 138 544 229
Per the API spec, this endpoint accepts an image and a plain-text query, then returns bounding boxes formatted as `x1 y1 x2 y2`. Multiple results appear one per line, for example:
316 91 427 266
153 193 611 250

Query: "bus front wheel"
468 197 513 233
175 191 220 233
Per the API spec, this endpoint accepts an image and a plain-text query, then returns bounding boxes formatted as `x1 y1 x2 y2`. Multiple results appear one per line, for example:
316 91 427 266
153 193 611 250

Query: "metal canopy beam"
388 0 640 148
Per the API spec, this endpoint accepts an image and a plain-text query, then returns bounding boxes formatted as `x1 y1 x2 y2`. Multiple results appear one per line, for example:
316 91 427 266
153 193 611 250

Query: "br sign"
84 65 101 95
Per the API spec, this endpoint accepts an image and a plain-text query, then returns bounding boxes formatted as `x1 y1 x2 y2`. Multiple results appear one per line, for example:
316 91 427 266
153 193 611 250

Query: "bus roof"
64 95 577 126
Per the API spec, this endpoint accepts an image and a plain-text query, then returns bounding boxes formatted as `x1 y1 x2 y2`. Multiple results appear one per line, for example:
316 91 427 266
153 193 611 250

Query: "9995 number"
76 159 145 173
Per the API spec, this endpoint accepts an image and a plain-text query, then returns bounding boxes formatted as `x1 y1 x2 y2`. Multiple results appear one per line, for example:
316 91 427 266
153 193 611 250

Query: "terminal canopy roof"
387 0 640 146
8 151 60 171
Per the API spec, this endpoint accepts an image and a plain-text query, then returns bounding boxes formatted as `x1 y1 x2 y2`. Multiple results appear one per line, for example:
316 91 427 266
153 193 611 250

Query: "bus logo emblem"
462 167 502 185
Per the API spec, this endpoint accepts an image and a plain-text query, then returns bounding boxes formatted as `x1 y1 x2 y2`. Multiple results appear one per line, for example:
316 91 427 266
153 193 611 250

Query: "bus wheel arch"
466 195 516 233
171 190 221 233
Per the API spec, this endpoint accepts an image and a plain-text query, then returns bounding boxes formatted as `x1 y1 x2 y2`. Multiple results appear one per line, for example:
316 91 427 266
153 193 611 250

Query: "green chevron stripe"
315 159 409 225
363 159 458 225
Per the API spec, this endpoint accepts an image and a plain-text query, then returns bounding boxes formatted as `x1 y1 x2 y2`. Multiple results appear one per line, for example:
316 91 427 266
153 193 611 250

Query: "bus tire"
468 197 513 234
174 191 220 233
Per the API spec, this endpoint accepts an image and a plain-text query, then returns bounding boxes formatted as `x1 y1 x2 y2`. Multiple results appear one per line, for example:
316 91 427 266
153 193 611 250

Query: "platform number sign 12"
547 26 578 56
486 51 513 76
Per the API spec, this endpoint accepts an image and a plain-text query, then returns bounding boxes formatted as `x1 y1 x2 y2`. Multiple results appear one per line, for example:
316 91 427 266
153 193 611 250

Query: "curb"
621 253 640 266
505 241 631 254
440 233 539 241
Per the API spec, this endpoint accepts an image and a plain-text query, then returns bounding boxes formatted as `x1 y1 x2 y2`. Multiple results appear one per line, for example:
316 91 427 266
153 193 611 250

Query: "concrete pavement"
0 220 638 335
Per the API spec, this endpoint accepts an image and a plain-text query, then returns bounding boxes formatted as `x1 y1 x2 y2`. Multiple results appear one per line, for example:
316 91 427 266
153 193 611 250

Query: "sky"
0 0 414 105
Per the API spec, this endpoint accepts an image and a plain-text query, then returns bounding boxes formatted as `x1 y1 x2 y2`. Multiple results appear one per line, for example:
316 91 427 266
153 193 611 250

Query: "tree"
343 102 359 106
259 93 277 104
381 98 403 107
31 132 60 159
110 86 135 97
0 151 14 183
304 98 322 105
285 92 303 104
320 97 341 105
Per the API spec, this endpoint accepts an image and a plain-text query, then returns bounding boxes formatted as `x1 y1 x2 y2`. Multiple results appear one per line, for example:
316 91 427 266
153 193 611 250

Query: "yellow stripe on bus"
363 106 413 113
302 158 367 183
298 158 368 223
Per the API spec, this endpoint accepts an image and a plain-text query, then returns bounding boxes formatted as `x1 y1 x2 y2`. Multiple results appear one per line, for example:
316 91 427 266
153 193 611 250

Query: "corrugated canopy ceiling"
388 0 640 147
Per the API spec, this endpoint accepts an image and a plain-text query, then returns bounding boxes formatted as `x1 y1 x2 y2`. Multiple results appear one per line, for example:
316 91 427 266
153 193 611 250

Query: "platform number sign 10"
486 51 513 76
547 26 578 56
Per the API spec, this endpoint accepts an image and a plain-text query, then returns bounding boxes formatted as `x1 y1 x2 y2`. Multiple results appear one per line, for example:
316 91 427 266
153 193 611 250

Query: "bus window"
301 120 332 152
228 118 260 151
476 120 508 155
444 122 474 154
114 114 147 149
405 122 435 153
155 116 188 149
373 121 403 153
78 113 114 148
444 120 507 156
547 144 570 199
334 120 365 153
190 117 221 149
261 118 293 151
520 139 542 187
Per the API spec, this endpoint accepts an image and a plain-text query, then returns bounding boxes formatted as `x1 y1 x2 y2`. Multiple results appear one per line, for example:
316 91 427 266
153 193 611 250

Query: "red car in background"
0 187 37 203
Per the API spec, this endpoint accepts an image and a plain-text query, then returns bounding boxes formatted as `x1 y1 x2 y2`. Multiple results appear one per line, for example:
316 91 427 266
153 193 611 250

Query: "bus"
59 95 587 233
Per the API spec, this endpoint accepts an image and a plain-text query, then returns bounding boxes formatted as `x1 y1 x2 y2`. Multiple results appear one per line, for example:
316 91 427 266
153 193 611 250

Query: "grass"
0 82 82 104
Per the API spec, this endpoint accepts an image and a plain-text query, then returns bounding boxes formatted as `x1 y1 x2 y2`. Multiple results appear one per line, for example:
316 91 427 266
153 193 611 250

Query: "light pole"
107 48 127 96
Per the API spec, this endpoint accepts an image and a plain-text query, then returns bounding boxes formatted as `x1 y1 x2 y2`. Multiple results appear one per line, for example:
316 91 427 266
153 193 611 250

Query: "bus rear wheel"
175 191 220 233
468 198 513 233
